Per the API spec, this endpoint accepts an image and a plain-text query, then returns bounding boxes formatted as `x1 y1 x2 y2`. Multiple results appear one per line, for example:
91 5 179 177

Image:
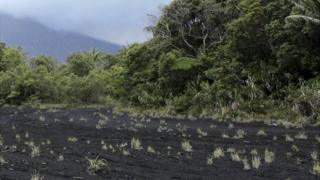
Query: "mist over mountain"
0 13 121 60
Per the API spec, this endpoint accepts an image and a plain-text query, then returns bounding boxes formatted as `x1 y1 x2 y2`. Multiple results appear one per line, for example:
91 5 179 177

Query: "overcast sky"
0 0 171 45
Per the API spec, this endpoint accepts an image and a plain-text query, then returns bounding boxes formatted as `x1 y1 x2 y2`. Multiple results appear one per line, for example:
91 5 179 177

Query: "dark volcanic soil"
0 107 319 180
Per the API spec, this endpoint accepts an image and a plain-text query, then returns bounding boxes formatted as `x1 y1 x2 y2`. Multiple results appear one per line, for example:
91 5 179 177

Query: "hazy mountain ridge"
0 13 121 60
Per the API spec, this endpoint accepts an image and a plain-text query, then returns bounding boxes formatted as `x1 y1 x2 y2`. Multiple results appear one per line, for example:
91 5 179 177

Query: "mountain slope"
0 13 121 60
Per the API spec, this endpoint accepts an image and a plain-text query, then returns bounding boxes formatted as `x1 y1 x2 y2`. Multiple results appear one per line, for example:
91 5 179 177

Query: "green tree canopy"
67 52 95 77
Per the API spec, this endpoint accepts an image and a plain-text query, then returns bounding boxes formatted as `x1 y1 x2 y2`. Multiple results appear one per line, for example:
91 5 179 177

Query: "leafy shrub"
67 52 95 77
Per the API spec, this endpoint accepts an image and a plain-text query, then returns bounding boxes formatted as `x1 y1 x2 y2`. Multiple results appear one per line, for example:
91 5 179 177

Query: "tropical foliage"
286 0 320 25
0 0 319 123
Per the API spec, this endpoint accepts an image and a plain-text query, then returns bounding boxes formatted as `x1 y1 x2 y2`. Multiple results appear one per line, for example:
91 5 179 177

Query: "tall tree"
147 0 238 56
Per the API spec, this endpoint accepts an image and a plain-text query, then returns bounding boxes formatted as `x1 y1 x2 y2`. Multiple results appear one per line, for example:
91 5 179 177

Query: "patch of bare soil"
0 107 319 180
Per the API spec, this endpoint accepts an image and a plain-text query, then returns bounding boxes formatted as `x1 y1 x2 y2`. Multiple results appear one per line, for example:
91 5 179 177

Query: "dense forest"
0 0 319 123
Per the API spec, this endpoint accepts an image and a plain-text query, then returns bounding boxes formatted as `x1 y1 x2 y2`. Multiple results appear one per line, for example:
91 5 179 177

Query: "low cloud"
0 0 171 44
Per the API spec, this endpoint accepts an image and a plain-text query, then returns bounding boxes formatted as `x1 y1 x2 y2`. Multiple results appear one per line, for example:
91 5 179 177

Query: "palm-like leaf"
286 0 320 25
287 15 320 24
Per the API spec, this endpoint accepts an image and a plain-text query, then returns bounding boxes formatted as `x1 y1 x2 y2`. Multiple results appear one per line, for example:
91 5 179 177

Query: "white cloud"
0 0 171 44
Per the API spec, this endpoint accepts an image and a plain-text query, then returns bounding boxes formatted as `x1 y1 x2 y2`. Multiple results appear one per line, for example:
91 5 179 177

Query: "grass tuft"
252 155 261 169
86 156 108 173
181 140 193 152
31 145 40 158
311 162 320 176
31 171 43 180
131 137 143 150
264 149 275 164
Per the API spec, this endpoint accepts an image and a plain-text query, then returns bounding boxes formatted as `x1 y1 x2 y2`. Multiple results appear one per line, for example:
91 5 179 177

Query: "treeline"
0 0 320 123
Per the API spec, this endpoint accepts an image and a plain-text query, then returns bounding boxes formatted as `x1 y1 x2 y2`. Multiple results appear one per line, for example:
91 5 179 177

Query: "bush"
0 47 24 72
30 55 59 72
289 78 320 123
0 71 15 105
61 70 106 104
67 52 95 77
